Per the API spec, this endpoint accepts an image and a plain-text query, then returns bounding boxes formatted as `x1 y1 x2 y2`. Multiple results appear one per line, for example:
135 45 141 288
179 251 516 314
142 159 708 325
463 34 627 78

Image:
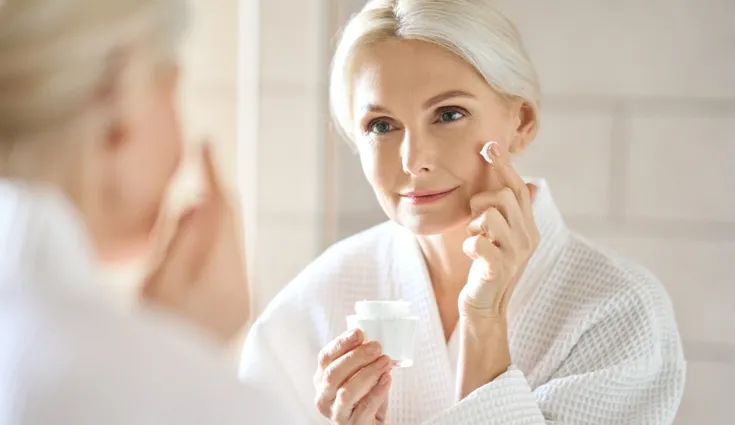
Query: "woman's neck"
416 223 473 294
415 223 474 340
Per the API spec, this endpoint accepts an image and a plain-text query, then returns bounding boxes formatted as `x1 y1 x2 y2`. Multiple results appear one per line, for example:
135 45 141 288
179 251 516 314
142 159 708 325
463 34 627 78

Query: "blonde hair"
0 0 187 174
329 0 541 142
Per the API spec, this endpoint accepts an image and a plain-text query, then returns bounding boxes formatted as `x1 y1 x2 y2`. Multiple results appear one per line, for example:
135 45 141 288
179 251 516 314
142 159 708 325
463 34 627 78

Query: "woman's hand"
140 143 250 344
314 329 393 424
461 142 539 319
456 142 539 398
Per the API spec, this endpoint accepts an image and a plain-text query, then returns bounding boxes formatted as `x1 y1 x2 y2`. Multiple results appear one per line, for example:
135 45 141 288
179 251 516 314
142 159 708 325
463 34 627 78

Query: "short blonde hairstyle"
329 0 541 142
0 0 187 171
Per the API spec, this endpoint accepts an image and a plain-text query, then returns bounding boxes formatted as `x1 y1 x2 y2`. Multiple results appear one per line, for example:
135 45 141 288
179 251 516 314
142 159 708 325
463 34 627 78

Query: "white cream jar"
346 300 419 368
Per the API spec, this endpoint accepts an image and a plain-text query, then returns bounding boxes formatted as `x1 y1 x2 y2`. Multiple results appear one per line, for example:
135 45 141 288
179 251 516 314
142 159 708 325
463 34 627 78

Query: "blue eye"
369 120 394 134
437 110 465 123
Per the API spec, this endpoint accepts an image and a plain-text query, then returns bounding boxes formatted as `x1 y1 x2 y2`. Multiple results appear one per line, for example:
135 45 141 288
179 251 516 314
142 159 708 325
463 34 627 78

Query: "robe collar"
0 180 128 309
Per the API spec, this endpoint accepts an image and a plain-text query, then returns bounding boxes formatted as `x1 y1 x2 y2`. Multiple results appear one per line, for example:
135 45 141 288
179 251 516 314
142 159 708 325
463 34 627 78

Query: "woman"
0 0 291 423
240 1 687 424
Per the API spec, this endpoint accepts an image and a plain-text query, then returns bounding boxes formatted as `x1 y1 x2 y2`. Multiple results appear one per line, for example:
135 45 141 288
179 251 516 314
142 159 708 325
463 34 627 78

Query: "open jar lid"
354 300 412 319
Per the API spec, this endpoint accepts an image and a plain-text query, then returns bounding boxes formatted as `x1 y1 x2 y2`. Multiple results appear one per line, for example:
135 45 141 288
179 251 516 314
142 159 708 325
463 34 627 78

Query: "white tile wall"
259 0 325 89
625 115 735 222
257 92 323 215
178 86 238 184
254 213 321 306
180 2 238 93
333 143 375 214
514 109 614 216
499 0 735 99
253 0 328 312
674 362 734 424
179 1 238 163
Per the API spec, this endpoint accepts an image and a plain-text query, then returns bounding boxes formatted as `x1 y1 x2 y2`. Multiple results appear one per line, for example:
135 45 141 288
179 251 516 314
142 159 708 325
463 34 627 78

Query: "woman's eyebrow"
359 90 476 115
422 90 476 109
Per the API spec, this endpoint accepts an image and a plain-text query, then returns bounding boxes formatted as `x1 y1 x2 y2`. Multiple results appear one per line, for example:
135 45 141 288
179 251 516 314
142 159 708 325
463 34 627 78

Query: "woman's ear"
508 100 538 154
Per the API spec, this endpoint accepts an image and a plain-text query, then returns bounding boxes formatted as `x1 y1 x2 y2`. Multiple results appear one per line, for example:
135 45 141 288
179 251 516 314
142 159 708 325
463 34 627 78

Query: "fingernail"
347 329 360 342
376 356 391 368
379 373 391 386
489 141 501 156
367 342 382 355
180 207 198 224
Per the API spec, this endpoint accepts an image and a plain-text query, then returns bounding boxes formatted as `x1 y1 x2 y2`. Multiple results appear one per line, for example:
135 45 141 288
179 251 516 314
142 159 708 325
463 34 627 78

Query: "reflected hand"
141 143 249 344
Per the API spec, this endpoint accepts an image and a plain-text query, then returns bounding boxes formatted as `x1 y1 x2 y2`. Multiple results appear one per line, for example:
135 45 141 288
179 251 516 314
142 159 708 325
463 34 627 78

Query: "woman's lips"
399 187 459 205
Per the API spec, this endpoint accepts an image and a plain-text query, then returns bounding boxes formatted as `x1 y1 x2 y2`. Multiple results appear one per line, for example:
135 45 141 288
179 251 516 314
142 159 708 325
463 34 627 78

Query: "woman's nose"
400 132 438 176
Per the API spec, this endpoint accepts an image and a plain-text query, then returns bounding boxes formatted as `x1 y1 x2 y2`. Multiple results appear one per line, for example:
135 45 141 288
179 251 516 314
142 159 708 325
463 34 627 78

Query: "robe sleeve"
1 293 293 425
239 319 331 425
425 281 687 425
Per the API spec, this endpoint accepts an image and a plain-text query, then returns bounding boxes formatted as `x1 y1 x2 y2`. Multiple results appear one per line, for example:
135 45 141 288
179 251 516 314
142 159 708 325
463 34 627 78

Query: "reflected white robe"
0 181 291 425
240 179 686 425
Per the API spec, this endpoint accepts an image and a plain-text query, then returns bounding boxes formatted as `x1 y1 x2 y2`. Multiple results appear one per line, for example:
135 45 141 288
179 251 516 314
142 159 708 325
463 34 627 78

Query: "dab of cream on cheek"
480 141 498 164
346 300 419 368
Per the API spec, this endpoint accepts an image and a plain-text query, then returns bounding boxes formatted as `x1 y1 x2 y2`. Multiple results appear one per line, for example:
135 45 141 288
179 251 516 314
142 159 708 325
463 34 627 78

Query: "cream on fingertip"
480 141 498 164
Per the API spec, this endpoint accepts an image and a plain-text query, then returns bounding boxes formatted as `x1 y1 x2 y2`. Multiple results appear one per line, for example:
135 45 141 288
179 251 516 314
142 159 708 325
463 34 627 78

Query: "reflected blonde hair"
0 0 187 175
329 0 541 143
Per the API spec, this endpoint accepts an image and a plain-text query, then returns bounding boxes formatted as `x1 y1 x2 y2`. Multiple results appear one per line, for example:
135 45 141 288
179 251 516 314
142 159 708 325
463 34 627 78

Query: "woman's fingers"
314 334 392 424
331 356 393 422
143 143 226 286
201 141 224 203
315 334 386 416
466 207 512 248
461 233 509 311
462 235 504 279
483 141 531 211
136 139 253 345
322 341 383 395
349 372 392 424
140 205 209 300
152 142 224 279
526 182 537 202
461 141 541 316
470 141 539 258
317 329 364 371
470 187 525 228
140 141 249 343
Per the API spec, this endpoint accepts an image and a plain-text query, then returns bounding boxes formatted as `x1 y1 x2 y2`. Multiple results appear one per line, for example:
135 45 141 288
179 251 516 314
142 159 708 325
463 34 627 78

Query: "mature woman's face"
351 39 535 235
88 58 183 261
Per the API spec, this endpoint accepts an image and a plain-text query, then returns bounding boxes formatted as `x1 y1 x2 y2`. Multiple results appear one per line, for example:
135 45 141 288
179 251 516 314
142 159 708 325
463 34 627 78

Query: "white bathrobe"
239 179 687 425
0 181 292 425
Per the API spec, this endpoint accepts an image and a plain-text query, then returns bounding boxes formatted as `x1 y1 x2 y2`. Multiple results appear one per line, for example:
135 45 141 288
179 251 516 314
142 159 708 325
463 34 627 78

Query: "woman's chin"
396 212 470 236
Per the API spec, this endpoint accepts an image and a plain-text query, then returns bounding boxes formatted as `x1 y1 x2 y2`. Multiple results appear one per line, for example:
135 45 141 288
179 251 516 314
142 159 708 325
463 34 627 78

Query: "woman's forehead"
351 40 488 110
